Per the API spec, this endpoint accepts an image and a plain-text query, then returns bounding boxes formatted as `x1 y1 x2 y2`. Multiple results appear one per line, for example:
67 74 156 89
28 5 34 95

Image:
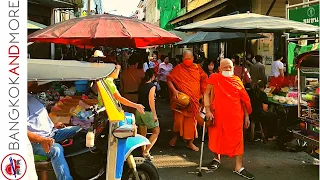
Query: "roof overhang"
170 0 227 25
28 0 77 8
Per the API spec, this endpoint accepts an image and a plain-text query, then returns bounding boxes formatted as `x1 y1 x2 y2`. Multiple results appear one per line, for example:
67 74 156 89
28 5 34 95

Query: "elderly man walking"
167 50 208 151
204 58 254 179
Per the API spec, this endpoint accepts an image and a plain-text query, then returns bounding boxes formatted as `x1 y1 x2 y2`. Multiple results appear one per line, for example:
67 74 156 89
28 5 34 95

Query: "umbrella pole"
83 45 86 61
241 30 247 81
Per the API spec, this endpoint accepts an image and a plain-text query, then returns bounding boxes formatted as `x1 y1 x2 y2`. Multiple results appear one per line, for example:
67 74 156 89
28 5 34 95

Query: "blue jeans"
32 126 82 180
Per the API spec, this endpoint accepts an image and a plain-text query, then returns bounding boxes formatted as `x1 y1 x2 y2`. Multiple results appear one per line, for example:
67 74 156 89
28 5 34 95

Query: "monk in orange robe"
167 50 208 151
204 58 254 179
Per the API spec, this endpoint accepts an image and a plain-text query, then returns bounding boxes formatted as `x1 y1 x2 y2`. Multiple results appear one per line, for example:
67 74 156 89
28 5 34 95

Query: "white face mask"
221 71 234 77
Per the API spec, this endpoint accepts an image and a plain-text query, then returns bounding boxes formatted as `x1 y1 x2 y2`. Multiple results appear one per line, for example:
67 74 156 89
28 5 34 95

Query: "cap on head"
93 50 106 58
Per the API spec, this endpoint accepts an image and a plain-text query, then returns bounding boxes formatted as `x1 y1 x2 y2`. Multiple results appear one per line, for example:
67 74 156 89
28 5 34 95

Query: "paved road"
149 100 319 180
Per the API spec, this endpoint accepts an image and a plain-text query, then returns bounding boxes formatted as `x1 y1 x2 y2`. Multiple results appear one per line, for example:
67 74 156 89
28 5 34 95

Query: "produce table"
268 97 297 107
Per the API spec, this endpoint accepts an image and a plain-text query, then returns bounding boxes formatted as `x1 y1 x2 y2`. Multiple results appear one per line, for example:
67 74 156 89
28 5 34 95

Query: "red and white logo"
1 154 27 180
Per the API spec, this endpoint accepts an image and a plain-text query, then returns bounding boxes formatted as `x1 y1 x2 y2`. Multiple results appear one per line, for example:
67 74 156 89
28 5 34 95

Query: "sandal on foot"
233 167 254 180
143 153 153 160
208 159 220 170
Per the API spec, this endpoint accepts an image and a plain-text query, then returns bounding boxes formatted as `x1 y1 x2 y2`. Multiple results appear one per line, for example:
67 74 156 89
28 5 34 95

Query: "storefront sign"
289 4 319 26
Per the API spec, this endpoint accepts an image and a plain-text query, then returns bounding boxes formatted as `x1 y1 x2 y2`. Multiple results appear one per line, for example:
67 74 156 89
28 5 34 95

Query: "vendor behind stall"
270 53 284 78
249 80 278 141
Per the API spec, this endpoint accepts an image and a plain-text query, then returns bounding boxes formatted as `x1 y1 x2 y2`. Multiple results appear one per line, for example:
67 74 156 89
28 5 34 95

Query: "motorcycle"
29 59 160 180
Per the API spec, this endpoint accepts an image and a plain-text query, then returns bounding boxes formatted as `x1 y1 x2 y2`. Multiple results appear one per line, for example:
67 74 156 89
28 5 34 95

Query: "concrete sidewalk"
150 100 319 180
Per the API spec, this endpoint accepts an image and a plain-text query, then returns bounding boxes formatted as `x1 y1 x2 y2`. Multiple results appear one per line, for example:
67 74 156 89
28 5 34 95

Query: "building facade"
146 0 160 26
28 0 80 59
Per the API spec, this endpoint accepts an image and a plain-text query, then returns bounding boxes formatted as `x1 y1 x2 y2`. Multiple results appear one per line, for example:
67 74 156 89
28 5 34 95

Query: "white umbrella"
175 12 319 80
175 12 319 33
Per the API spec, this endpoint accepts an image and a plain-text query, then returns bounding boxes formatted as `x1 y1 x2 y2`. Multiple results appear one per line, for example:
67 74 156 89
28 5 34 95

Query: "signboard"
289 4 319 26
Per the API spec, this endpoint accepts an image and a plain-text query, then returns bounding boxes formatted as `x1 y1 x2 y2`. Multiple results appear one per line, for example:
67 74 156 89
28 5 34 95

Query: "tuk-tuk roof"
295 51 319 68
28 59 116 81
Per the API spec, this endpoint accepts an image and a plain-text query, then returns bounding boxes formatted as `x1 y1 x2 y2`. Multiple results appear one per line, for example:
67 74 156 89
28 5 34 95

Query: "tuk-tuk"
28 59 159 180
288 51 319 159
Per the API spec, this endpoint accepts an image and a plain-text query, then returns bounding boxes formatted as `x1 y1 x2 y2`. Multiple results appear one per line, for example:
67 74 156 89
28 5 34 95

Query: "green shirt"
98 77 119 106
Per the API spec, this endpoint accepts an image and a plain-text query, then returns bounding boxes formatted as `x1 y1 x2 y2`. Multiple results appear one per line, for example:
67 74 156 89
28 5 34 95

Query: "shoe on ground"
208 159 220 170
233 167 254 180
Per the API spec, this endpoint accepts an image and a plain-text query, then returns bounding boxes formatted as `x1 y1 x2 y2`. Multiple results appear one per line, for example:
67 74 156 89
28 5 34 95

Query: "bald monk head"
182 50 194 67
219 58 234 77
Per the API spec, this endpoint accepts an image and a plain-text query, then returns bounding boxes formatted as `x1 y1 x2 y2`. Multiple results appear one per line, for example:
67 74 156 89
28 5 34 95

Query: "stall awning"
28 0 77 8
169 0 227 25
28 20 47 30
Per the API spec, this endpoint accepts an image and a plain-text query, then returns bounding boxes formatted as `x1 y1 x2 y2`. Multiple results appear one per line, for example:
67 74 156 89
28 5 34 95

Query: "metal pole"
88 0 91 15
286 0 319 8
297 68 301 117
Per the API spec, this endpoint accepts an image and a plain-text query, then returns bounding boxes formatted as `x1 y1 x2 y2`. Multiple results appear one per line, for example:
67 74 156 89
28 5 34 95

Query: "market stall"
289 51 319 158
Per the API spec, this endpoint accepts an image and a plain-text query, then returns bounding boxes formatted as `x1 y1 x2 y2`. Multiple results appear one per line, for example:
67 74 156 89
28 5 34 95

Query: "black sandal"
208 159 220 170
233 167 254 180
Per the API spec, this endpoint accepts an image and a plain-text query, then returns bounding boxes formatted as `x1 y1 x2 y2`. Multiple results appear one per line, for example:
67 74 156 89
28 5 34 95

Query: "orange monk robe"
167 64 208 140
207 73 252 157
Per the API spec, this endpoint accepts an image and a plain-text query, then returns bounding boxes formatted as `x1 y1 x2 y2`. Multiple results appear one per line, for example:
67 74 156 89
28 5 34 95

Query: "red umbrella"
28 14 181 48
75 44 95 49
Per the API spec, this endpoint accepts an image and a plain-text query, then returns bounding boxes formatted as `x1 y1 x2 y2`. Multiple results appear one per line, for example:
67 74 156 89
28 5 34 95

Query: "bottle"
86 129 95 148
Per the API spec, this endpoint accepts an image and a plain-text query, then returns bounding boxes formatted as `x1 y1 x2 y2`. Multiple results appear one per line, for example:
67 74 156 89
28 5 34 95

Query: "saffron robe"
167 63 208 140
207 73 252 157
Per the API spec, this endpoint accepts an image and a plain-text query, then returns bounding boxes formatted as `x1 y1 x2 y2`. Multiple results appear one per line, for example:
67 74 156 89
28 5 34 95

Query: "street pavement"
149 100 319 180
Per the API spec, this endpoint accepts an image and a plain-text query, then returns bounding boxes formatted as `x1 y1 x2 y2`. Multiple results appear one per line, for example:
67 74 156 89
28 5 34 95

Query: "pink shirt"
158 62 173 82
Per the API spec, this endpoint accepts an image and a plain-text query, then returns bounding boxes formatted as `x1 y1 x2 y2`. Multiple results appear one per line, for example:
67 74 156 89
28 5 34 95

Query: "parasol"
174 12 319 33
28 14 181 48
175 12 319 79
176 32 266 45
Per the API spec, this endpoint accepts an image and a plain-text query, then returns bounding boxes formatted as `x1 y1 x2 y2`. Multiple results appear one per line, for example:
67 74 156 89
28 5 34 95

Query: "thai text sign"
289 4 319 26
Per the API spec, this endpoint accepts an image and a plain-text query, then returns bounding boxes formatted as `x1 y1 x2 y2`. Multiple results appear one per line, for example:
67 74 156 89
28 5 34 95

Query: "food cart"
289 51 319 159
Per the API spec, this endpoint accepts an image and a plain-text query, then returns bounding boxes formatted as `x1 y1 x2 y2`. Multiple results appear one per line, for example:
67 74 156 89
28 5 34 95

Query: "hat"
93 50 106 58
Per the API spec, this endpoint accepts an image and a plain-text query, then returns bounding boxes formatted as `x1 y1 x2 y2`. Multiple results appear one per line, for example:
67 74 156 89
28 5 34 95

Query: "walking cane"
198 111 206 177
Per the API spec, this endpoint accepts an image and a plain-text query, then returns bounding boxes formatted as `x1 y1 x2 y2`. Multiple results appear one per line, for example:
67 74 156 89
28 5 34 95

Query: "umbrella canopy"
176 32 266 45
28 20 47 30
169 30 190 41
28 14 181 48
28 59 116 81
75 44 95 49
175 12 319 33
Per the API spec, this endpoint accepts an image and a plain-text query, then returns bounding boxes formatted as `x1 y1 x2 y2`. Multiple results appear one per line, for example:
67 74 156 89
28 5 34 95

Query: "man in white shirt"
270 53 284 78
143 56 155 72
158 56 173 100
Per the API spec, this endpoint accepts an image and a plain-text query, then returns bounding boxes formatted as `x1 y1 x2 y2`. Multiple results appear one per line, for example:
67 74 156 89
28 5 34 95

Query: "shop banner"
289 4 320 26
0 0 29 180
